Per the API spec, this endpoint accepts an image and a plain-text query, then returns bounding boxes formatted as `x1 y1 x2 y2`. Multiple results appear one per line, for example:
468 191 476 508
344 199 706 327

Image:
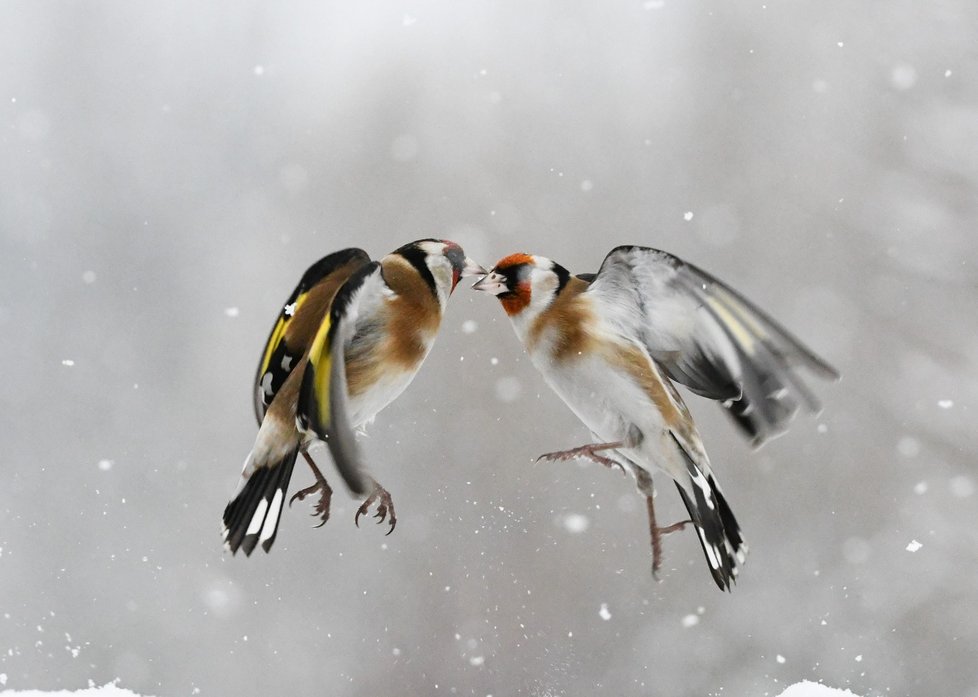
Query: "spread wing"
253 248 371 424
587 245 839 445
298 262 390 496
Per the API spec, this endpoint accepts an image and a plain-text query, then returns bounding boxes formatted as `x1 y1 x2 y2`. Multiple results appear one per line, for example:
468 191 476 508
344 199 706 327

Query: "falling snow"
5 4 973 697
890 63 917 90
897 436 920 457
494 376 522 403
561 513 590 533
949 476 974 498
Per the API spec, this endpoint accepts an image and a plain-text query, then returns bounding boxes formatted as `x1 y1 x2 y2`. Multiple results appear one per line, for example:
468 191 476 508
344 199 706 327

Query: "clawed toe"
289 480 333 527
536 443 627 475
288 484 314 507
658 519 693 536
355 486 397 535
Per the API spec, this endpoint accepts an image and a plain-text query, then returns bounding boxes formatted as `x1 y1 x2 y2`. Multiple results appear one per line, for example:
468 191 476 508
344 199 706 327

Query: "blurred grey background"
2 1 976 695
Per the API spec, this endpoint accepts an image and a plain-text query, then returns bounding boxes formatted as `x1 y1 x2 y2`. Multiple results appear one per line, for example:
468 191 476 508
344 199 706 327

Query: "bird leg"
645 494 693 580
355 479 397 535
633 466 693 579
288 451 333 528
536 441 627 475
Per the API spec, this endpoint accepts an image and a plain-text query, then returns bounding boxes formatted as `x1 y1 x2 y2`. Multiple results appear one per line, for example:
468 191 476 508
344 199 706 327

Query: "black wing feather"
253 248 371 424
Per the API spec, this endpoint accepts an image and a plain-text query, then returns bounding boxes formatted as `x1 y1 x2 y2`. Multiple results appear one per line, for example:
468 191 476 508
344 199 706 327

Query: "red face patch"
500 280 531 316
494 252 535 271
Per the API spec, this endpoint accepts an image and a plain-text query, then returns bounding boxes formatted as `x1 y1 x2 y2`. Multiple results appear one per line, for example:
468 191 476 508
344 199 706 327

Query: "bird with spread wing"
474 245 838 590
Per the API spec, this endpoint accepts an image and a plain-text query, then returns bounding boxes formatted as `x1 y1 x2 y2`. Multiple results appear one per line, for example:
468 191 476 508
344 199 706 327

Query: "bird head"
472 253 570 318
392 239 486 304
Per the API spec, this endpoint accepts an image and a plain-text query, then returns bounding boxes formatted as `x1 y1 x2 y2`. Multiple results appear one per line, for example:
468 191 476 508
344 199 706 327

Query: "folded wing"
253 248 371 424
587 245 839 445
298 262 390 495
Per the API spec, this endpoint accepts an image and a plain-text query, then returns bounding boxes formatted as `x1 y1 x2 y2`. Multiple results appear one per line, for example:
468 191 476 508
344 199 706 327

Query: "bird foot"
355 483 397 535
289 479 333 528
658 519 693 536
651 518 695 580
536 442 627 475
647 486 694 580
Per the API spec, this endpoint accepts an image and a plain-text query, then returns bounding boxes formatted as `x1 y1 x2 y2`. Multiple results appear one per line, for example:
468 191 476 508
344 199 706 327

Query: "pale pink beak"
471 271 508 295
460 258 487 278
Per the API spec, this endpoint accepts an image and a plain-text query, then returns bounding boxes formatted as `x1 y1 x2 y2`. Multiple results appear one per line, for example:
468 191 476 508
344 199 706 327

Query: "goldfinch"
473 246 838 590
223 239 485 556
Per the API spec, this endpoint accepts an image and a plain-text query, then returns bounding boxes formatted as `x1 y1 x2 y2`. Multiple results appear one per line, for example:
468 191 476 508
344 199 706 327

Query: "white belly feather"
528 333 687 482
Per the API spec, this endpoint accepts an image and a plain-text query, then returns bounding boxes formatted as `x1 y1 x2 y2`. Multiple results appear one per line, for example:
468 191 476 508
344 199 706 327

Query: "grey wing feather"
589 245 839 445
324 309 369 495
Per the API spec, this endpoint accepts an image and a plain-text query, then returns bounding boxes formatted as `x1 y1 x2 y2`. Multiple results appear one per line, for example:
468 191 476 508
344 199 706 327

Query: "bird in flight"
224 240 485 555
474 245 838 590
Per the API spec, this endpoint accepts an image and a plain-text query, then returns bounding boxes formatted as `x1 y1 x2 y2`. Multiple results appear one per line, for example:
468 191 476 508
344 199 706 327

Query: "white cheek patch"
530 267 559 298
424 256 454 306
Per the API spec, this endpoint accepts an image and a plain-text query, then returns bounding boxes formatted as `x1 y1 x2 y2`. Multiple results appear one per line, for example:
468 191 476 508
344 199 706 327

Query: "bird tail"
222 447 298 556
672 443 747 591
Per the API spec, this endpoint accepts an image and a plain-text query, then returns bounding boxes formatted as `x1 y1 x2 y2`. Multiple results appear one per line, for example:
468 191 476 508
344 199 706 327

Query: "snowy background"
2 1 977 695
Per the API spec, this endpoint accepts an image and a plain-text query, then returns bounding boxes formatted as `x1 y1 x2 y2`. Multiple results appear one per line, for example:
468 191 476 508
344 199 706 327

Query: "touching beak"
471 270 508 295
460 258 488 279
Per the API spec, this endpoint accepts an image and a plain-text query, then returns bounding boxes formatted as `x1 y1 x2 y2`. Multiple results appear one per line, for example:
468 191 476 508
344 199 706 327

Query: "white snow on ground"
0 685 153 697
0 681 861 697
777 681 862 696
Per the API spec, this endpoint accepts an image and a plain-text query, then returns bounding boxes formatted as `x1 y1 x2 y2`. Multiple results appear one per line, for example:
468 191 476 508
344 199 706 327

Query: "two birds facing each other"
222 239 839 591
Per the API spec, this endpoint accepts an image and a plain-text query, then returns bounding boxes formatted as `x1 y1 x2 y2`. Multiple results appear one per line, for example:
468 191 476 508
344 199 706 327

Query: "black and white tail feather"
222 448 298 556
669 434 747 591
